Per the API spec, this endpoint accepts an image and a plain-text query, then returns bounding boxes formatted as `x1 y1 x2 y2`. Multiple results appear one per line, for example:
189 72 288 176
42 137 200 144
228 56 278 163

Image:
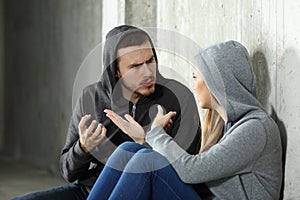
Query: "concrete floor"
0 157 67 200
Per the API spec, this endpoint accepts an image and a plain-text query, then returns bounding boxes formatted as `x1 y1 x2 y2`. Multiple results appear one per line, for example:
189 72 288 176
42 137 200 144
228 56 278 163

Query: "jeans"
11 183 88 200
87 142 201 200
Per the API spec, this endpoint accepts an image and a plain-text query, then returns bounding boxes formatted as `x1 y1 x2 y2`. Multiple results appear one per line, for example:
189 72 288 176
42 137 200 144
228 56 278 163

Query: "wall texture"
3 0 102 173
157 0 300 199
125 0 157 27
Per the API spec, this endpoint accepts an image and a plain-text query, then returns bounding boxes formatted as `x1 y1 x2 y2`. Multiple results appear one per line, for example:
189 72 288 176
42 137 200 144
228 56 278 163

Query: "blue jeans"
87 142 201 200
10 183 88 200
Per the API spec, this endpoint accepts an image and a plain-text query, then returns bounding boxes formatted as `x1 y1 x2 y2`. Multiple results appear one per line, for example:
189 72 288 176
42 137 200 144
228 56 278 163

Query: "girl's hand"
104 109 145 144
151 105 176 130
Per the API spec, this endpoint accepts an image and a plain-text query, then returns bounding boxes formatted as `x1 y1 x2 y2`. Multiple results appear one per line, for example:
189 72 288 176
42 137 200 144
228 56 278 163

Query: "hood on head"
100 25 163 96
195 40 263 123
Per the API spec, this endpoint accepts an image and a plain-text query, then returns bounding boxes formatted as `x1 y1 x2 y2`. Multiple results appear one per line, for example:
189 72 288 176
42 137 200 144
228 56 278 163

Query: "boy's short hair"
118 31 149 49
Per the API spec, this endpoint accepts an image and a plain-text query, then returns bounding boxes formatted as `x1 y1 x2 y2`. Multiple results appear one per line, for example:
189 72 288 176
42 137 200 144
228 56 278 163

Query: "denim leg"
151 158 201 200
10 183 87 200
108 148 201 200
87 142 146 200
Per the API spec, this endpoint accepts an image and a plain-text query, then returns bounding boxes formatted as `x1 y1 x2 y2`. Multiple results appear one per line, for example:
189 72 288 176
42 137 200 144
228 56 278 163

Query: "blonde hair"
200 109 224 153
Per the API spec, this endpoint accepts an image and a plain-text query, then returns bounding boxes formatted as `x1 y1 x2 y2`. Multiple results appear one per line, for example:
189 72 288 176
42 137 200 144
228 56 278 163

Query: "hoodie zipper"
131 103 137 119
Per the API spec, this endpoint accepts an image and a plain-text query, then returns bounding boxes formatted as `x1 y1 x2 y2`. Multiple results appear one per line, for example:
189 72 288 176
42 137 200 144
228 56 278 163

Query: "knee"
106 142 145 170
137 149 168 164
136 148 154 154
118 141 143 152
124 149 169 173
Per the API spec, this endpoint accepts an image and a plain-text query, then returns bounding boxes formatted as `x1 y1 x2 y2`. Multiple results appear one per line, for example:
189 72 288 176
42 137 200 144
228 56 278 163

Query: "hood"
100 25 164 97
195 40 263 123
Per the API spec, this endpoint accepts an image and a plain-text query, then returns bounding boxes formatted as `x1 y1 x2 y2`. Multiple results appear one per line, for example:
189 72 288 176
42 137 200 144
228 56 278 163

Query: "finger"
104 109 112 115
95 126 107 143
105 109 120 121
104 109 120 119
105 111 129 129
78 114 91 131
166 111 176 118
163 111 176 126
165 119 172 127
164 124 170 130
86 120 98 136
124 114 140 126
163 118 173 129
92 123 103 138
157 105 164 116
101 126 107 136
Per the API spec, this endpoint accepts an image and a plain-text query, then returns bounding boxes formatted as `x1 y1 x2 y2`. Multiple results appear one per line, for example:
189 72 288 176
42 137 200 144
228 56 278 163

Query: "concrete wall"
157 0 300 199
3 0 102 173
0 0 3 152
125 0 157 27
102 0 125 42
1 0 156 175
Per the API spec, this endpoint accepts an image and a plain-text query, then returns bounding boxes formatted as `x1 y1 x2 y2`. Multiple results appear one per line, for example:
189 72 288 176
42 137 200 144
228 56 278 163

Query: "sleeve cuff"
74 140 93 160
146 126 165 145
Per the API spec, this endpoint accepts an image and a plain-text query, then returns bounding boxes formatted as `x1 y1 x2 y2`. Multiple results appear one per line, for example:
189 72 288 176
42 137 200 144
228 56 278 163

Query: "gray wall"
1 0 156 174
0 0 3 152
125 0 157 27
3 0 102 173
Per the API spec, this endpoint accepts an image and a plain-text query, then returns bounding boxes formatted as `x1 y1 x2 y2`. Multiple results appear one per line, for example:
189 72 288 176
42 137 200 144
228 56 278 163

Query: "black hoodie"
60 25 201 191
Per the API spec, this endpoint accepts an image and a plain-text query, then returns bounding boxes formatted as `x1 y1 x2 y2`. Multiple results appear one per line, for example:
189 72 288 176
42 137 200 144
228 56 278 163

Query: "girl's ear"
116 70 121 78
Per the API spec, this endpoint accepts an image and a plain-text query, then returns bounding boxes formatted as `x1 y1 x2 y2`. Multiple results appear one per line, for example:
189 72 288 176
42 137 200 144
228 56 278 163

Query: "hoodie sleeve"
59 91 93 182
146 119 266 184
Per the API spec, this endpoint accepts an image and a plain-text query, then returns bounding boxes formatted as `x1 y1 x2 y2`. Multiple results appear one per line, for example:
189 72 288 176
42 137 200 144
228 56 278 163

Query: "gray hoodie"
146 41 282 199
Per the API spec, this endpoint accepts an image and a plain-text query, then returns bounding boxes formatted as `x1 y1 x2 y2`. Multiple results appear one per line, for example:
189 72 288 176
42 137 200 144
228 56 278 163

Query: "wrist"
79 141 89 153
150 124 162 131
135 138 145 144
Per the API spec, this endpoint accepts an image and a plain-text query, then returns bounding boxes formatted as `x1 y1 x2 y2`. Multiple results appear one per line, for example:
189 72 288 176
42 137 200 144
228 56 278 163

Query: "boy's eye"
131 64 141 68
147 57 155 63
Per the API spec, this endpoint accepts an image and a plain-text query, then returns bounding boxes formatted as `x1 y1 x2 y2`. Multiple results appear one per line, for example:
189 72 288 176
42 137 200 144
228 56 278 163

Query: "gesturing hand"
151 105 177 130
78 114 107 153
104 109 145 144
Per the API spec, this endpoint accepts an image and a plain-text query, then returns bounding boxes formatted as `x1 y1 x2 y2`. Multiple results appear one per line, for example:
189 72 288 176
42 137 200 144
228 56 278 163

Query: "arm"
60 91 106 182
60 96 92 182
146 119 266 184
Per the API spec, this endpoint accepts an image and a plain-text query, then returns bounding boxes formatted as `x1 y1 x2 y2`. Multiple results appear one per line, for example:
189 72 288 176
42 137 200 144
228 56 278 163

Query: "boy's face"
117 41 157 102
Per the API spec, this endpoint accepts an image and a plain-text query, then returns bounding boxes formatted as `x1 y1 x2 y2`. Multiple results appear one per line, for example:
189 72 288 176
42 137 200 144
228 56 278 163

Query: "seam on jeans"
152 173 184 200
134 173 151 200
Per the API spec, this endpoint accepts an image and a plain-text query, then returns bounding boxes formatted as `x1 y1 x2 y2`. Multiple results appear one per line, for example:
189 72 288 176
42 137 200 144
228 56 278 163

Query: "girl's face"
192 69 212 109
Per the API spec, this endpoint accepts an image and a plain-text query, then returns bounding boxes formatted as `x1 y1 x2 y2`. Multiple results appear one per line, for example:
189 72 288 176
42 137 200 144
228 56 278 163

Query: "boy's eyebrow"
129 55 155 66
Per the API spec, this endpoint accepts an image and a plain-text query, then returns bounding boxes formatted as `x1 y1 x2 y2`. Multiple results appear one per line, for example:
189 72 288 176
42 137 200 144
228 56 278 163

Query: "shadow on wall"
251 52 271 109
271 107 287 200
251 51 287 200
277 48 300 199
